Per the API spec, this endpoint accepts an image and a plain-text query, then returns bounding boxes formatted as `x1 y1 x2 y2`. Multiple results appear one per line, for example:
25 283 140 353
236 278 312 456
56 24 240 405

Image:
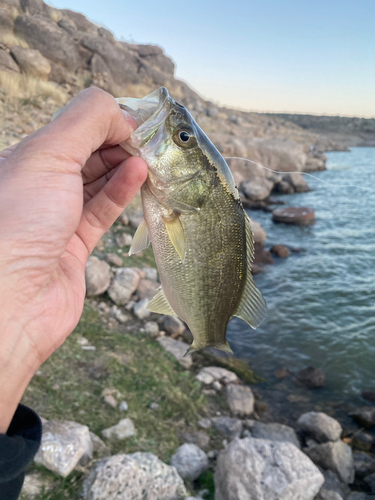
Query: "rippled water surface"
227 147 375 397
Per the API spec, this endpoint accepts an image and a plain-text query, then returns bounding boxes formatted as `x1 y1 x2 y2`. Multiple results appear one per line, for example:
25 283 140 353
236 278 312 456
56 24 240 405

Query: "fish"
116 87 266 355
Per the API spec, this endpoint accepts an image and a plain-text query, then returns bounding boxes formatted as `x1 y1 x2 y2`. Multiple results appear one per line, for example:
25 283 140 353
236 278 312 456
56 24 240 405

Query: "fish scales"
117 87 266 354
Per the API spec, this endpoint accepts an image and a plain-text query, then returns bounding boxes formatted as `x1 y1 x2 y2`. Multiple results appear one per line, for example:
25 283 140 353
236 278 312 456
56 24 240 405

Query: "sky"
49 0 375 117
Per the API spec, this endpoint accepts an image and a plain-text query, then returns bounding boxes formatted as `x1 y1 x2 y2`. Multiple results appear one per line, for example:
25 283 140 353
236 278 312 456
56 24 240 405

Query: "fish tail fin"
184 343 201 357
216 341 233 355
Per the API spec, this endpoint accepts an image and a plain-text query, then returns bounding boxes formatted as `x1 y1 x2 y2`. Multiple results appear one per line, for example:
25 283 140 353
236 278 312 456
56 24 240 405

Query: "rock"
274 368 291 379
180 431 210 450
60 8 98 33
142 267 158 281
282 172 310 193
198 418 212 430
273 207 316 226
162 316 186 337
196 371 215 385
115 232 133 247
215 437 324 500
14 15 80 71
108 267 141 305
297 412 342 443
349 407 375 428
149 402 160 410
156 336 192 369
104 252 123 266
212 381 222 391
0 49 20 72
85 256 111 296
171 444 208 481
315 490 343 500
119 401 128 412
58 17 77 35
144 321 159 338
352 431 374 451
89 432 110 458
364 472 375 492
319 469 350 499
240 177 274 201
347 494 372 500
34 420 93 477
82 452 187 500
22 471 52 498
304 440 354 484
297 366 325 388
0 6 15 33
353 451 375 478
362 391 375 402
109 305 131 324
103 394 117 408
249 219 267 245
200 366 238 384
118 213 129 225
10 46 51 79
270 244 290 258
226 384 254 417
101 418 135 442
137 279 159 301
133 298 151 319
212 416 243 439
251 421 301 449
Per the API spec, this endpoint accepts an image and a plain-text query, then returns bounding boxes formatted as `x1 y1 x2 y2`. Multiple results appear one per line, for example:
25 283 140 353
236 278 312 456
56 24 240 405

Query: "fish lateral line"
224 156 375 193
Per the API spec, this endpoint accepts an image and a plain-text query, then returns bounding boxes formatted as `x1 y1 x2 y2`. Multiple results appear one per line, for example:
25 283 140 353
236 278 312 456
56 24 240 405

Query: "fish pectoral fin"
234 215 267 328
148 288 177 316
129 218 150 255
162 214 186 261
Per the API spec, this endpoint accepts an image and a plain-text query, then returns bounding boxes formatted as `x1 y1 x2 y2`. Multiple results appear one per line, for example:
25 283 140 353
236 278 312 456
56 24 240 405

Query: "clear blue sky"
49 0 375 117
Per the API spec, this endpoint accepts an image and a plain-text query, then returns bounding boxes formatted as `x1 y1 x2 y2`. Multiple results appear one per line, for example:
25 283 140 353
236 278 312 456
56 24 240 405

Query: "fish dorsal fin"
129 218 150 255
162 214 186 261
234 216 267 328
148 288 177 316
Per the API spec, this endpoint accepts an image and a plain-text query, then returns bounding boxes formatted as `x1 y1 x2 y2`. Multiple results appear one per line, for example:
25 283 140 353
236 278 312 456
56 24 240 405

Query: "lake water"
227 147 375 412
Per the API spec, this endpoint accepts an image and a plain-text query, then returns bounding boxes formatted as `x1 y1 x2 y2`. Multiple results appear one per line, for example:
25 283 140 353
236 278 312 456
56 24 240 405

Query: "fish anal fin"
148 288 176 316
215 341 233 355
129 218 150 255
162 214 186 261
184 343 200 357
234 216 267 328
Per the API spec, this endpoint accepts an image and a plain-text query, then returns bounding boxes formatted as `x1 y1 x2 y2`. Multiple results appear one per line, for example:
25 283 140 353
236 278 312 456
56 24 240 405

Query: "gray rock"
315 490 343 500
60 8 98 33
347 493 372 500
215 437 324 500
282 172 310 193
319 469 350 499
85 256 111 296
101 418 135 442
349 407 375 428
144 321 159 338
240 177 274 201
119 401 128 412
249 219 267 245
251 421 301 449
304 440 354 484
213 381 222 391
163 316 186 337
137 279 159 301
104 253 123 266
297 366 325 388
180 431 210 450
108 267 141 305
0 49 20 72
115 232 133 247
212 417 243 439
149 402 160 410
297 412 342 443
364 471 375 492
156 336 192 369
198 418 212 430
89 432 110 458
10 46 51 79
109 306 131 324
22 471 53 498
353 451 375 478
103 394 117 408
196 371 214 385
34 420 93 477
226 384 254 417
142 267 158 281
171 444 208 481
200 366 238 384
82 452 187 500
133 298 151 319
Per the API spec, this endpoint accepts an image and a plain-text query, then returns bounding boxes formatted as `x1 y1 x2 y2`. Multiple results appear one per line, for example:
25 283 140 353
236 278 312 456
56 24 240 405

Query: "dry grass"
112 83 153 99
0 32 29 48
0 71 68 105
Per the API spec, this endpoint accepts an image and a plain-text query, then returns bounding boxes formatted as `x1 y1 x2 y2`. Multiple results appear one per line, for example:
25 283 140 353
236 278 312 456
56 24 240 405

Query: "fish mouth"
116 87 171 153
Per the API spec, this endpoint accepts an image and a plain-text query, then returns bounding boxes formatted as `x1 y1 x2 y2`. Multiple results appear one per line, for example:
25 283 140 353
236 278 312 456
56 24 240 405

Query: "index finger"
7 87 136 175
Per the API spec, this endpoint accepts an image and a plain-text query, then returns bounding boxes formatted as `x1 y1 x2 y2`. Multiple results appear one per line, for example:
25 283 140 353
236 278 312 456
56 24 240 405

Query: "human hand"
0 88 148 431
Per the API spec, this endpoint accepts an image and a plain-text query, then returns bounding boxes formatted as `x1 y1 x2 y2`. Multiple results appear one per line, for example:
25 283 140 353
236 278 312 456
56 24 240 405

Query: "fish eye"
174 128 196 148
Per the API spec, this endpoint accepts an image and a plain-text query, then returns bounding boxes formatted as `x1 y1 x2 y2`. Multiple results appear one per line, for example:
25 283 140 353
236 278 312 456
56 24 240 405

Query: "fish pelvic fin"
148 288 176 316
162 213 186 261
234 216 267 328
129 218 150 255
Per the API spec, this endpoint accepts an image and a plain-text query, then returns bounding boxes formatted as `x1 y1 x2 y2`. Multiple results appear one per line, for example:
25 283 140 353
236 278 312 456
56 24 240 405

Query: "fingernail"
120 108 137 132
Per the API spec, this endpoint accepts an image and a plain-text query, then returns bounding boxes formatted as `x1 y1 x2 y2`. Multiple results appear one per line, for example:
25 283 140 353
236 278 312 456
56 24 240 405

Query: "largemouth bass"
116 88 266 354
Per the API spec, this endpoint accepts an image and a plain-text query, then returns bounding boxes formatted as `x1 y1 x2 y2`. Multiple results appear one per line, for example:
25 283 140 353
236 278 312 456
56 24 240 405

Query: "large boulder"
34 420 93 477
171 443 208 481
60 9 98 33
248 138 307 173
251 421 301 449
297 412 342 443
10 46 51 79
108 267 141 305
0 49 20 72
85 256 111 296
304 440 354 484
226 384 254 417
240 177 274 201
14 14 80 71
82 452 187 500
215 437 324 500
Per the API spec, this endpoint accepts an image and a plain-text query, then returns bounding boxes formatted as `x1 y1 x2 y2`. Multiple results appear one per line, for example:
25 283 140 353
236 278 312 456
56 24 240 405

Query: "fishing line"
224 156 375 194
